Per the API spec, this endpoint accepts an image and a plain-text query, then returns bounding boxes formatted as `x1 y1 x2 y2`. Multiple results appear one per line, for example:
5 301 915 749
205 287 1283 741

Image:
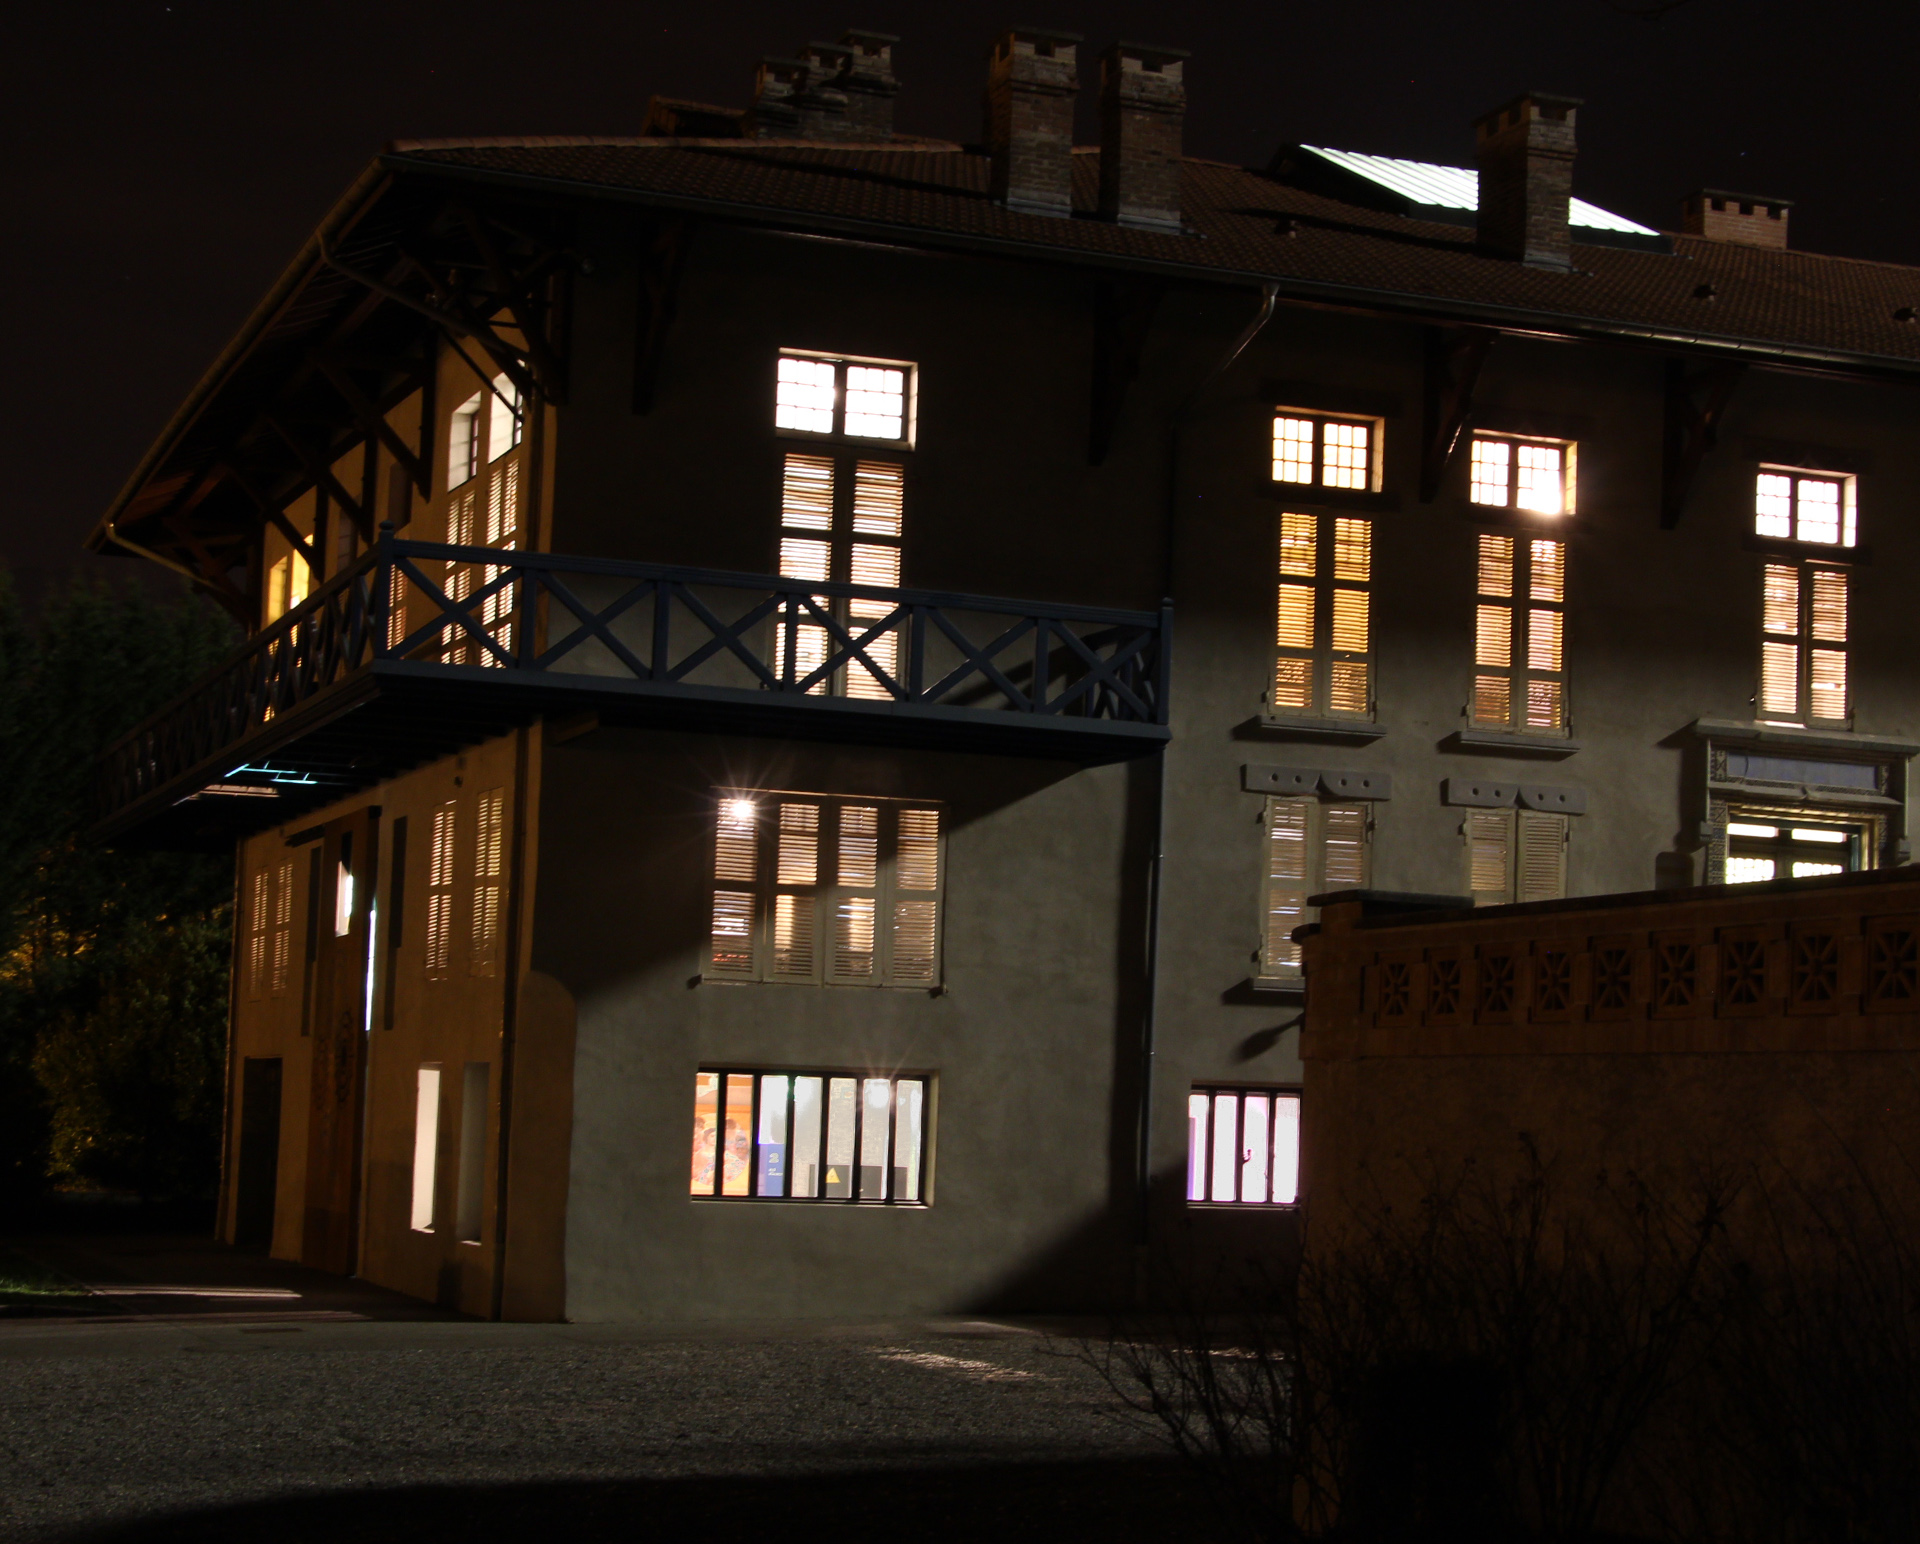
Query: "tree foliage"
0 571 236 1204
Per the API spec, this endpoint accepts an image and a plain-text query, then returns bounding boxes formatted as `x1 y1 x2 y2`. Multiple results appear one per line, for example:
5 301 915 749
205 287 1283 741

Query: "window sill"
1185 1202 1301 1212
1259 483 1401 513
1445 728 1582 759
1240 715 1387 744
1224 976 1305 1004
1742 533 1870 564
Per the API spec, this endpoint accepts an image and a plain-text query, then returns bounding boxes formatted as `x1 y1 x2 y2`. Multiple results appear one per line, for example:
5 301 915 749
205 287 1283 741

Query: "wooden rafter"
310 352 430 494
261 411 372 542
222 462 321 575
457 206 569 401
1420 325 1496 502
1660 359 1746 529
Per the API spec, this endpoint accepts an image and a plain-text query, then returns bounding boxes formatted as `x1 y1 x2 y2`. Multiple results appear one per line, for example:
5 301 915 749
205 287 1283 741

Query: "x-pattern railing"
99 537 1170 818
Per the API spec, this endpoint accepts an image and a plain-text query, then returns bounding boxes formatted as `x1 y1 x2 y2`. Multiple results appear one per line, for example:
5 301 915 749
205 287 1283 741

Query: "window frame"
1270 409 1383 493
1258 795 1371 984
1186 1084 1302 1208
1758 560 1850 728
1471 532 1569 737
1723 813 1865 885
1270 511 1374 721
774 350 918 449
690 1067 932 1205
1754 466 1856 548
1467 433 1577 516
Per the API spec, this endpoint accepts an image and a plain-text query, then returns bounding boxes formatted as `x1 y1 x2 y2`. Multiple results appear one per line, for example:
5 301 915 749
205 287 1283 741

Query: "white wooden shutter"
1320 803 1369 889
829 805 881 983
470 788 505 977
772 801 820 981
888 807 941 985
1467 810 1514 906
426 800 458 978
708 797 758 978
1515 811 1568 903
1262 797 1310 974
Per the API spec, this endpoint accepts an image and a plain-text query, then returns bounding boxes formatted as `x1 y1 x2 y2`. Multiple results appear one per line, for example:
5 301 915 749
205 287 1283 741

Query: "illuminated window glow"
1187 1086 1300 1205
410 1065 441 1231
1473 534 1567 733
1755 469 1854 547
1470 435 1572 514
1271 513 1372 718
776 353 912 443
1725 817 1864 884
692 1069 927 1202
1759 562 1848 724
1270 413 1376 490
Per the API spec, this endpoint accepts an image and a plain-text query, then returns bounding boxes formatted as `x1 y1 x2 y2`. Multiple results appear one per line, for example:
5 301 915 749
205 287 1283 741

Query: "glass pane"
1790 828 1847 844
1792 861 1844 879
775 356 837 433
1273 418 1315 483
1754 472 1793 538
756 1075 789 1197
1727 822 1778 838
1796 477 1841 544
690 1071 720 1196
413 1066 441 1228
1726 856 1776 884
1470 439 1511 506
1320 421 1370 489
844 365 905 439
791 1077 823 1197
1241 1095 1271 1204
720 1074 752 1196
825 1078 856 1198
1278 511 1317 576
893 1080 924 1202
860 1078 892 1199
1187 1093 1209 1201
1276 583 1316 649
1272 1096 1301 1205
1514 443 1564 514
1211 1093 1239 1202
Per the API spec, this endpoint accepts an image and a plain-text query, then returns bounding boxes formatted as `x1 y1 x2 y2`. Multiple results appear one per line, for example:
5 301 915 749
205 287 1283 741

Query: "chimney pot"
984 26 1083 218
1098 42 1189 233
1681 188 1792 249
1474 91 1581 269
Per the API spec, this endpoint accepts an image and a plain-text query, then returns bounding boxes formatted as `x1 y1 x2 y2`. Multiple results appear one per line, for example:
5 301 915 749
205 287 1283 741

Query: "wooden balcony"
96 535 1172 848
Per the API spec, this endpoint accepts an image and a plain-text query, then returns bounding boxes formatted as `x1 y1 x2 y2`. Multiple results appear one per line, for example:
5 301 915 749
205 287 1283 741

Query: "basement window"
1260 796 1368 981
691 1069 929 1203
1271 412 1378 491
1724 818 1863 883
1469 435 1574 515
1271 512 1372 718
1465 809 1568 905
1473 534 1567 734
1755 469 1854 547
1759 562 1848 726
775 351 915 446
1187 1086 1301 1206
707 793 942 987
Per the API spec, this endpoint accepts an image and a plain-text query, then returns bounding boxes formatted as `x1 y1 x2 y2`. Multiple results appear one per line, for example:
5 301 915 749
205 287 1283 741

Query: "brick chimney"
751 58 808 137
985 27 1082 218
1097 42 1188 233
840 30 900 139
1473 92 1581 269
796 43 854 137
1681 189 1791 249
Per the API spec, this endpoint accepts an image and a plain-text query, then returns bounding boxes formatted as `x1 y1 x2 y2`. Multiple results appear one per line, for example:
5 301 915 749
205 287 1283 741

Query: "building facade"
90 28 1920 1319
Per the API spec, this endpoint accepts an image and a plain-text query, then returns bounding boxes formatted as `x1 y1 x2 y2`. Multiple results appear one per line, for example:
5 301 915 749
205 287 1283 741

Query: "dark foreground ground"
0 1233 1218 1544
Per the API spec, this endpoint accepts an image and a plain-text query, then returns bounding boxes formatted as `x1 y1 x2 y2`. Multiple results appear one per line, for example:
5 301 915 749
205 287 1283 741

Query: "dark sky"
7 0 1913 601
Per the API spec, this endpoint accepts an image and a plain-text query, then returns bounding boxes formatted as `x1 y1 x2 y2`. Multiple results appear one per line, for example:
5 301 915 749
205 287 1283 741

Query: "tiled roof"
386 140 1920 370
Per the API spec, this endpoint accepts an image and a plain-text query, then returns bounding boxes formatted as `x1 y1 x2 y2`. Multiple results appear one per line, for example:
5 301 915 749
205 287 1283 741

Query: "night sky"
9 0 1912 603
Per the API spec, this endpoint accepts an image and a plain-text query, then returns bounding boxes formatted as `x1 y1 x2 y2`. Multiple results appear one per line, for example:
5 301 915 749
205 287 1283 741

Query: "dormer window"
1469 435 1573 515
1755 469 1854 546
775 352 914 446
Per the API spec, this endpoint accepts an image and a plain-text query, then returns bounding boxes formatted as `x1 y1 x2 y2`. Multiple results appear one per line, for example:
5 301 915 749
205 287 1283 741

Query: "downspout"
102 516 226 596
1136 282 1278 1285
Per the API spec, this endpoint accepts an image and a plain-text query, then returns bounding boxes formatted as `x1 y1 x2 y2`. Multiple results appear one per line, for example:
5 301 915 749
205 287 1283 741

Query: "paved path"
0 1237 1213 1543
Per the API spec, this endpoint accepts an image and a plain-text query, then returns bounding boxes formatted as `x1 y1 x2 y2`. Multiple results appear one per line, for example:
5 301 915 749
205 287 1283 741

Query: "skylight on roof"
1302 146 1658 237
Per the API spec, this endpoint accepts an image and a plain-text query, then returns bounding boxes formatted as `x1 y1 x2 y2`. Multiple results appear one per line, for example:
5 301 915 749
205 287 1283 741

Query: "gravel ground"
0 1318 1221 1543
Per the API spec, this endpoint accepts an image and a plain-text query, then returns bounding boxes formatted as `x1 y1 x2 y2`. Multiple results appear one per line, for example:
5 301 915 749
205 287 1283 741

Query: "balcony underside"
100 659 1170 851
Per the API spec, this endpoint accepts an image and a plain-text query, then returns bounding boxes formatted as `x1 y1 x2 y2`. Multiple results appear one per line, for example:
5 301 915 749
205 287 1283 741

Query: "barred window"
1271 513 1372 718
470 788 505 978
1755 469 1854 547
1469 435 1573 515
424 800 456 980
1473 534 1566 733
1760 562 1849 725
774 352 914 445
1271 412 1377 491
1466 809 1568 906
708 793 942 987
691 1069 929 1203
1261 797 1368 980
1187 1086 1301 1206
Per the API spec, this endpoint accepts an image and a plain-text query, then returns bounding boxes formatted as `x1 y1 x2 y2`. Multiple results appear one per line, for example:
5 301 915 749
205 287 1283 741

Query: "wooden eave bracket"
261 410 373 542
456 205 571 402
1420 325 1495 503
310 352 431 496
1088 277 1164 466
1661 358 1746 529
632 217 690 415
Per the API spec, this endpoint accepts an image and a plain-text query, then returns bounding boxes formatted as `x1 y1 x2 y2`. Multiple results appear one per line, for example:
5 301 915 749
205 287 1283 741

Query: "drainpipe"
1136 282 1278 1289
102 515 225 595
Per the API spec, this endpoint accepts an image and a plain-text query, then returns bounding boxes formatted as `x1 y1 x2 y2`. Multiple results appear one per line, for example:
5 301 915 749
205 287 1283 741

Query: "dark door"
233 1057 282 1248
302 809 379 1274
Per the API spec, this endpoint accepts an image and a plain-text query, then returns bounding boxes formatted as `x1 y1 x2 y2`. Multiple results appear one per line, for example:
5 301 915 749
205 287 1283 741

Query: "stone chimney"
985 27 1082 218
1681 189 1791 249
1473 92 1581 269
1097 42 1187 233
840 30 900 139
795 43 854 137
751 58 808 138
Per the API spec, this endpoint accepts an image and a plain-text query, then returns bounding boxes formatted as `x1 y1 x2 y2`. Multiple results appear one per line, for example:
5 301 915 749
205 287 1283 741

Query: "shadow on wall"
60 1460 1226 1544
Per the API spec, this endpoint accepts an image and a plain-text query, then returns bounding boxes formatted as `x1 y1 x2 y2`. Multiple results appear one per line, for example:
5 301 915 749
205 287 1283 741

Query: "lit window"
1186 1086 1300 1206
1270 413 1376 490
1755 469 1854 547
1473 534 1567 733
1465 809 1568 906
691 1069 928 1203
1271 513 1372 718
775 454 904 699
1261 797 1368 979
265 554 311 624
1759 562 1848 725
410 1065 441 1232
245 860 296 1001
334 834 355 937
448 392 483 490
444 379 523 667
775 352 913 444
1724 817 1864 884
424 800 456 980
708 794 942 987
470 788 505 978
1469 435 1573 515
487 376 523 464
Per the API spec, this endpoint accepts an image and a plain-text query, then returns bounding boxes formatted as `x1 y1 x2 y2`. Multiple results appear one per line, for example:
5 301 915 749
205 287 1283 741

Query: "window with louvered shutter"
247 869 270 1000
470 788 505 978
1260 797 1370 979
442 378 522 668
1473 534 1567 734
425 800 457 980
775 453 906 700
1270 513 1372 718
270 859 294 995
1759 561 1849 725
1467 810 1515 905
708 792 942 987
1465 810 1568 906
